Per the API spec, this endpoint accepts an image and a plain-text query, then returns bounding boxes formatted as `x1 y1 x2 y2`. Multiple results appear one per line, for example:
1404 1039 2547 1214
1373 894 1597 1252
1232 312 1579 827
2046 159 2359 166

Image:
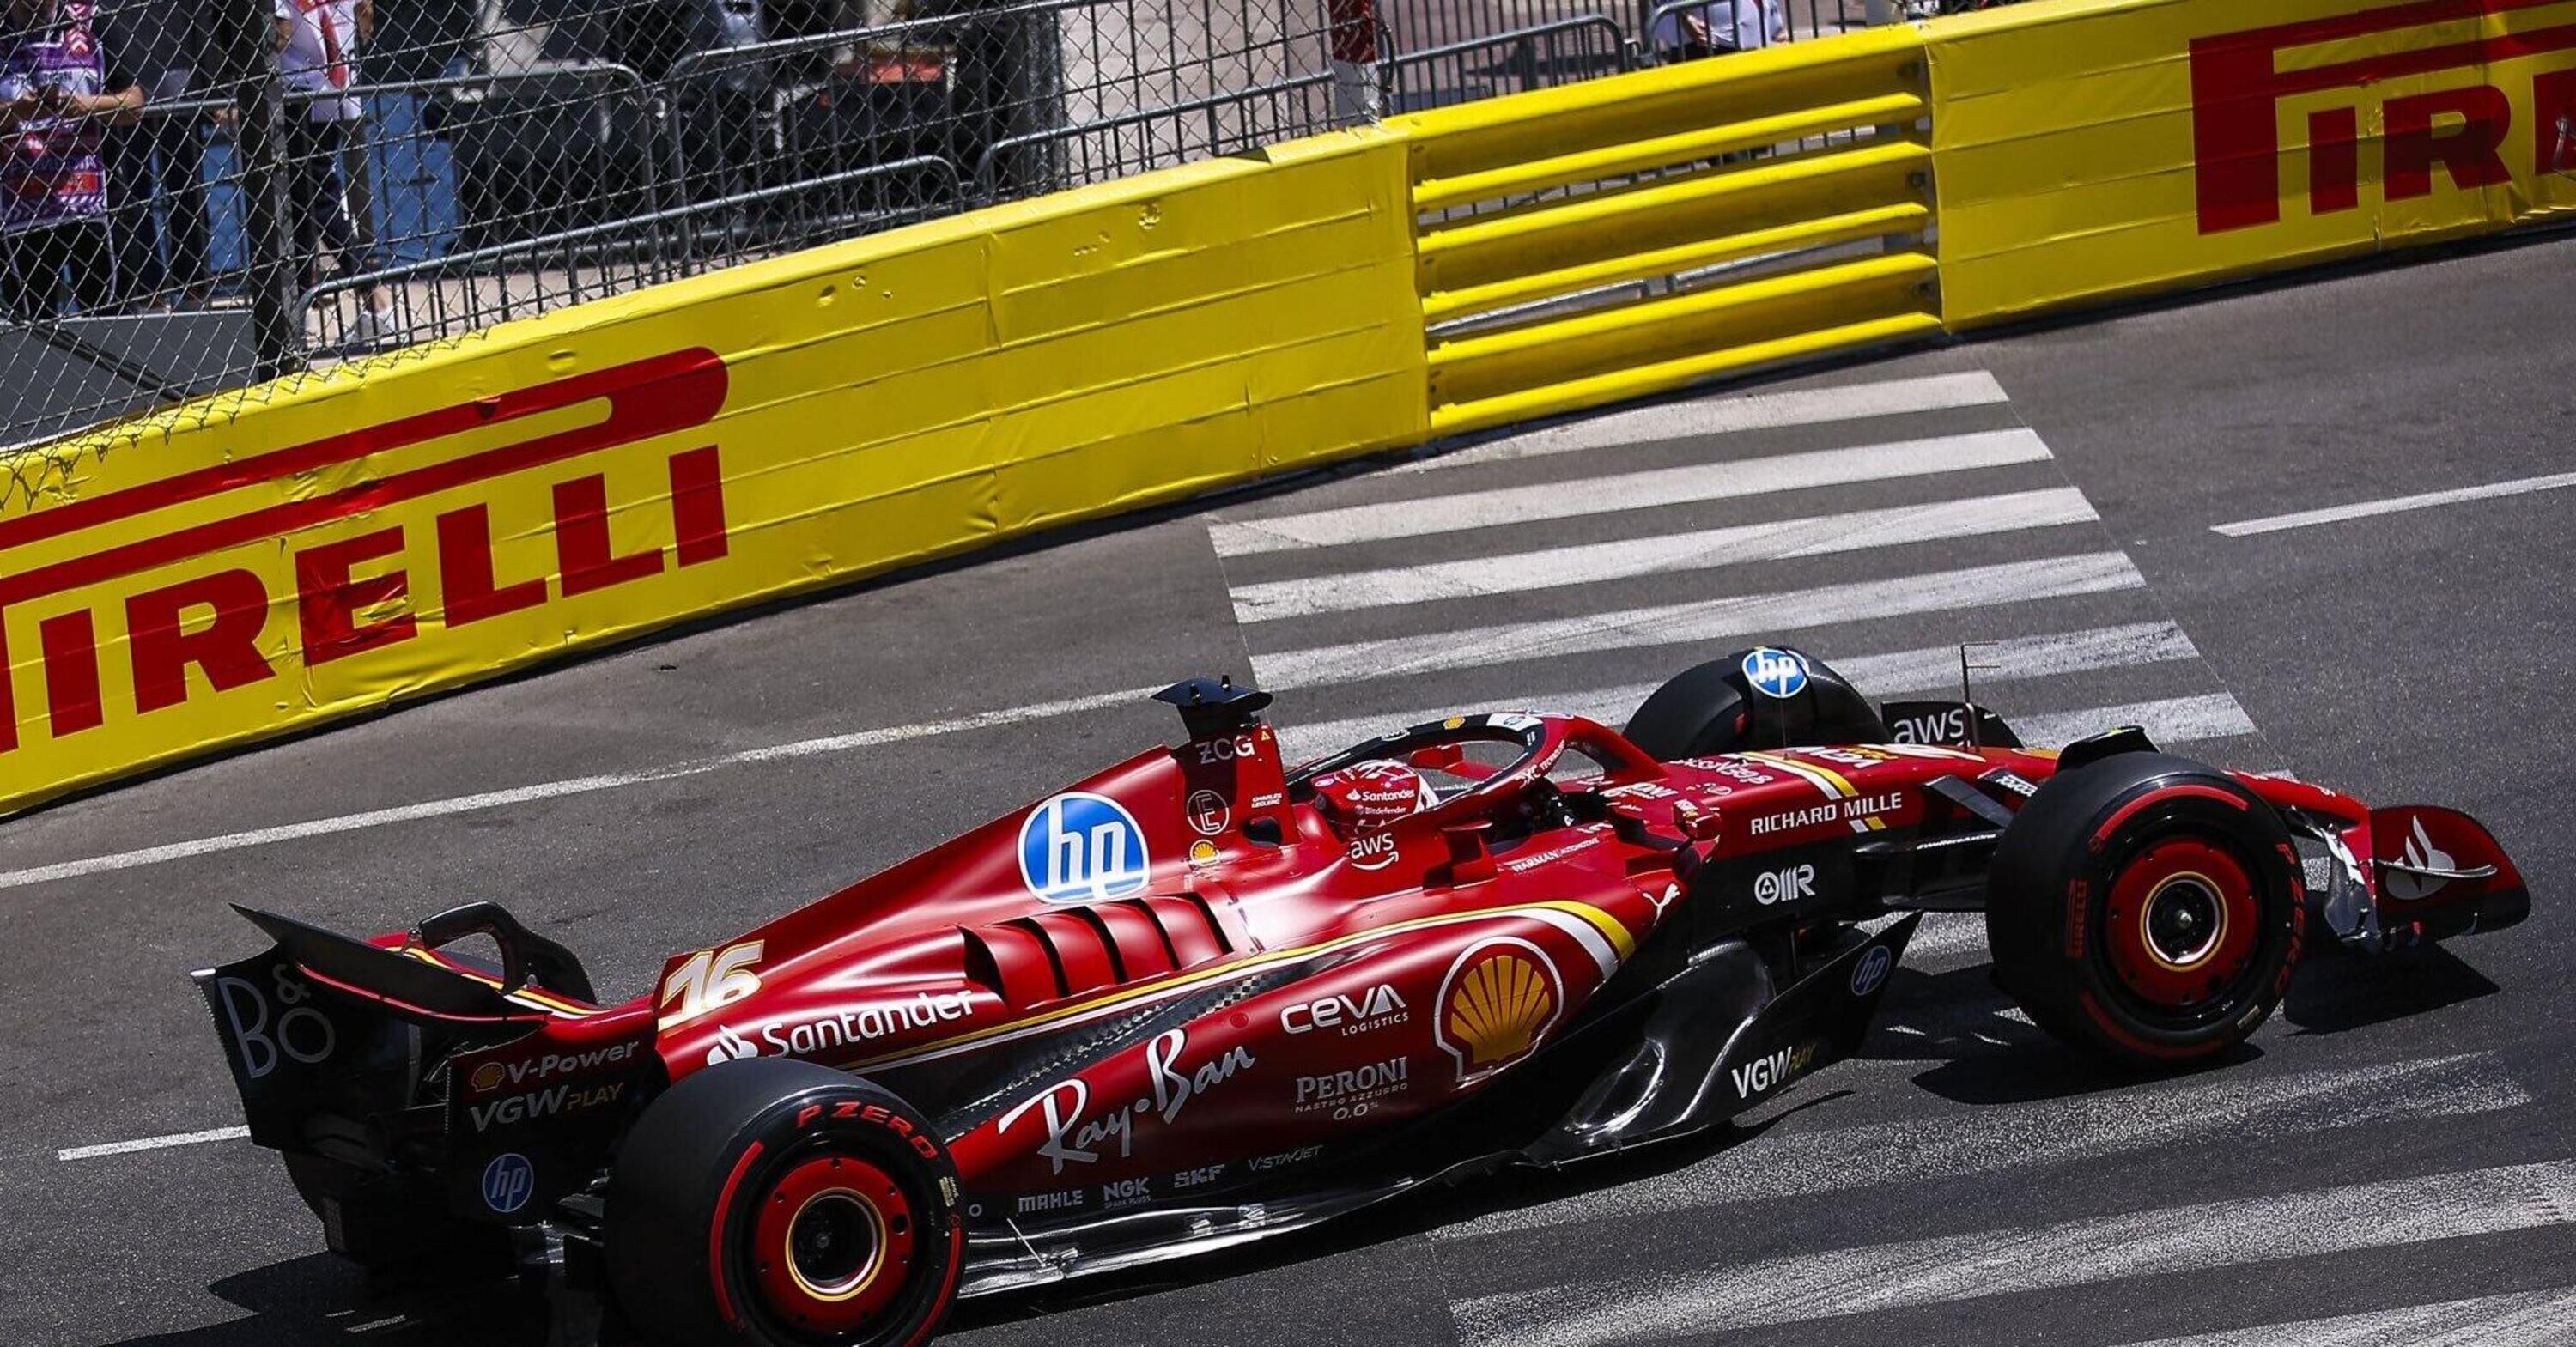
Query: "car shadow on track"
98 1255 542 1347
2281 941 2500 1035
105 949 2504 1346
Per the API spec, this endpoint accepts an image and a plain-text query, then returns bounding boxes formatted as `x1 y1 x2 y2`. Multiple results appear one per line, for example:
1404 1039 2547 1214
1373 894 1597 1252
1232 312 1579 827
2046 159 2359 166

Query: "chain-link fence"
0 0 2022 460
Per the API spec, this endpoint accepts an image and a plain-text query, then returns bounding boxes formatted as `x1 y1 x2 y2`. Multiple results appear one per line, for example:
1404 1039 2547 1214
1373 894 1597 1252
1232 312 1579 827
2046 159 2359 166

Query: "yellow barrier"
0 131 1424 816
1397 28 1943 434
24 0 2567 817
1929 0 2576 325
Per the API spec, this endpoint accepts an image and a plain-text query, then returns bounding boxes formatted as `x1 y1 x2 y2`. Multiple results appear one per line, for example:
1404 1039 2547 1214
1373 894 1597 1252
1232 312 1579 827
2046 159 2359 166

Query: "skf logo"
2190 0 2576 234
1753 864 1816 906
0 349 729 756
1433 937 1562 1084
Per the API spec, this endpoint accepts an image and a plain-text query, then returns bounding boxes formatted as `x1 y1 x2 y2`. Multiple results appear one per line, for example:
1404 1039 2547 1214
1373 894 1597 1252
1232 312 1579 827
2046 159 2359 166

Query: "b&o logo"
1741 647 1809 700
1018 792 1151 902
482 1152 536 1215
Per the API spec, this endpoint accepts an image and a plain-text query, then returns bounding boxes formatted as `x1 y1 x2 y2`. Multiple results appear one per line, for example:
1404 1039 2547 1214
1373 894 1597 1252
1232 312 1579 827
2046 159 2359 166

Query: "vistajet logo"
2190 0 2576 234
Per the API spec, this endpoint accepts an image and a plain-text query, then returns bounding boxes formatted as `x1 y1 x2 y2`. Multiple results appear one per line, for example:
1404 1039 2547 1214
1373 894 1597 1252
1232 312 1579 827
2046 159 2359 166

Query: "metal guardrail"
303 155 963 355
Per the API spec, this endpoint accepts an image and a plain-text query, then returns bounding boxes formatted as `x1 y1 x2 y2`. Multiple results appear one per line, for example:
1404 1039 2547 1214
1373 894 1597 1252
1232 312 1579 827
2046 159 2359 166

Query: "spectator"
0 0 143 319
102 0 211 310
1649 0 1787 63
276 0 392 342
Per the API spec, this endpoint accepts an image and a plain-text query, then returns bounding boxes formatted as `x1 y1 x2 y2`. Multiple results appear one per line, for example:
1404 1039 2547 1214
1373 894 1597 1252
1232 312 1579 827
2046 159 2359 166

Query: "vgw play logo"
1018 792 1151 902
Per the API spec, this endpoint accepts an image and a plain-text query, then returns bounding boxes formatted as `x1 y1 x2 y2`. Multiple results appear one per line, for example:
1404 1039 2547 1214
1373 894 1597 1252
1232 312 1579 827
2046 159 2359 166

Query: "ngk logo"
2191 0 2576 234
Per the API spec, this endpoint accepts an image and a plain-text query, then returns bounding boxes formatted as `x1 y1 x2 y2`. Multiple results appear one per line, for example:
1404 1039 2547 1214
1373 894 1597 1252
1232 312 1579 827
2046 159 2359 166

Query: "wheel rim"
750 1155 917 1335
2104 836 2259 1013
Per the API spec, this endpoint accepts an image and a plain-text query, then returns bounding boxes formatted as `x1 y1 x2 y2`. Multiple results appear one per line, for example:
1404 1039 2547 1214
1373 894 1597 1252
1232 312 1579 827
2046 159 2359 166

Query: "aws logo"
1433 937 1562 1084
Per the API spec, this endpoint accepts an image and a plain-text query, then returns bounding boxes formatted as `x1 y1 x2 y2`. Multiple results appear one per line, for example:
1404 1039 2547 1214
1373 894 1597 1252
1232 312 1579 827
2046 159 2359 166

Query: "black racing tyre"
1623 658 1754 760
1984 752 2306 1068
606 1059 964 1347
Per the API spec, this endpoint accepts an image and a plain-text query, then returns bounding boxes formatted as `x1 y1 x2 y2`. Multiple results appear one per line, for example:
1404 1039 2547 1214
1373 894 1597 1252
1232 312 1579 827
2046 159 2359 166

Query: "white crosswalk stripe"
1394 371 2013 475
1218 367 2262 766
1197 366 2538 1347
1230 488 2099 622
1429 1053 2530 1243
1214 428 2052 555
2106 1286 2576 1347
1250 552 2148 690
1447 1160 2576 1347
1274 620 2202 760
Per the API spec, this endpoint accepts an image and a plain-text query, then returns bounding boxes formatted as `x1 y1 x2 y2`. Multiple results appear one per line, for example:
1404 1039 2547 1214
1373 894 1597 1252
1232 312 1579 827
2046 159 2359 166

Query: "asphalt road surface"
7 234 2574 1347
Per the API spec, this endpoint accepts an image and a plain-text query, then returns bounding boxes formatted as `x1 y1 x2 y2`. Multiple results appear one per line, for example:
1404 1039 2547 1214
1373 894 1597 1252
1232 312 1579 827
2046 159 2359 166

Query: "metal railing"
0 0 1956 460
305 155 963 355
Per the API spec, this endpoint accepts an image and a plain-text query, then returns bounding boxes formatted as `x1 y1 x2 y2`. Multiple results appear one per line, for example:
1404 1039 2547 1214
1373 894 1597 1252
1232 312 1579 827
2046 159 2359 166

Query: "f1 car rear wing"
194 904 605 1155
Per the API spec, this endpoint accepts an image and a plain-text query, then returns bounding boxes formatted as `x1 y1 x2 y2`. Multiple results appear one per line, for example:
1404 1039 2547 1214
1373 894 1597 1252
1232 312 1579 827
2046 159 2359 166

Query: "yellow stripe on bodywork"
1740 750 1856 800
845 898 1635 1071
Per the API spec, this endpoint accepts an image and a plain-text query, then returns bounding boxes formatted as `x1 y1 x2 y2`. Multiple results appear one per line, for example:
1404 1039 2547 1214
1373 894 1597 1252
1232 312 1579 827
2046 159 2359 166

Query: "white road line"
2212 470 2576 537
1231 488 2100 622
1249 552 2146 691
2110 1286 2576 1347
58 1125 250 1162
0 685 1155 892
1398 372 2013 475
1433 1053 2527 1243
1212 428 2054 556
2013 693 2256 750
1448 1157 2576 1347
1273 619 2200 761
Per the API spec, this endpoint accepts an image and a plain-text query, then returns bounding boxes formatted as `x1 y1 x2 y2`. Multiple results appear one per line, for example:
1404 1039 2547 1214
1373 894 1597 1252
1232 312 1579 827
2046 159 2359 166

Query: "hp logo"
1018 792 1152 903
481 1152 535 1215
1741 646 1810 700
1850 946 1894 998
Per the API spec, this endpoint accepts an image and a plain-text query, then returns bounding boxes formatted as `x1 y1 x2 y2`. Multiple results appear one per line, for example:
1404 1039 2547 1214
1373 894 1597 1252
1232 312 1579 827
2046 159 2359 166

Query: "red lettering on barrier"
0 353 732 758
297 527 416 666
128 570 276 715
670 446 728 567
555 475 666 597
2190 0 2576 234
2309 108 2360 215
2533 67 2576 171
39 610 101 737
2386 85 2515 198
435 504 548 628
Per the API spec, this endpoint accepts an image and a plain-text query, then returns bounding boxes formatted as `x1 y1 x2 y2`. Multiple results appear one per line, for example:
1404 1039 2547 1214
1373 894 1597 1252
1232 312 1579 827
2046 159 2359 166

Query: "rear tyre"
606 1059 963 1347
1985 752 2305 1068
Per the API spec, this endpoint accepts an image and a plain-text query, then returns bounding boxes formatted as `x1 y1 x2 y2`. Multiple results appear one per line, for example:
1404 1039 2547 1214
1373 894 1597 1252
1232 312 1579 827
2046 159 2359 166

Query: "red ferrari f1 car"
198 646 2528 1346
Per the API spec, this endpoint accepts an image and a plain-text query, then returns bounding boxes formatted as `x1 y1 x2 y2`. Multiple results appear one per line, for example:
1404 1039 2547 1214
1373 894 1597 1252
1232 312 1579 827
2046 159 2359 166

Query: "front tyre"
606 1059 963 1347
1985 753 2305 1068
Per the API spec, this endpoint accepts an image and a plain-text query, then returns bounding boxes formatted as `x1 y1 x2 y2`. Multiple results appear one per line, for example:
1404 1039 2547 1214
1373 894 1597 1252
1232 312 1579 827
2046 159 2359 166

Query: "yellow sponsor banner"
0 130 1424 816
1930 0 2576 325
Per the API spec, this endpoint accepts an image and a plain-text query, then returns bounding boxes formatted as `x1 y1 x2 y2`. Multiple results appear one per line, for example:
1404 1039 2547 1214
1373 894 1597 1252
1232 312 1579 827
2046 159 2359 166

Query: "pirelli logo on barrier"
2192 0 2576 234
0 349 730 798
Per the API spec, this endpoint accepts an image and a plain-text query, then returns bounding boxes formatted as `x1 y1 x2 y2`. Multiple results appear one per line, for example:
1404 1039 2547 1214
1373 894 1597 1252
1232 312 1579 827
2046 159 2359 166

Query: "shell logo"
1434 937 1563 1083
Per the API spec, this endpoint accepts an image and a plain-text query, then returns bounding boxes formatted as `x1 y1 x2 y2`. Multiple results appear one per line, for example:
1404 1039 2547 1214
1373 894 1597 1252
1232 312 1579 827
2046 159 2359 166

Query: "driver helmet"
1308 759 1437 834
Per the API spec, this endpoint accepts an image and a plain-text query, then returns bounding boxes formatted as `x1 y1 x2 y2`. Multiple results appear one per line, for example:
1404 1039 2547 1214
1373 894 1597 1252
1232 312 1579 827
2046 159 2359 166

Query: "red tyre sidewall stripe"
897 1220 969 1347
2092 784 2246 851
708 1139 767 1330
2076 989 2208 1061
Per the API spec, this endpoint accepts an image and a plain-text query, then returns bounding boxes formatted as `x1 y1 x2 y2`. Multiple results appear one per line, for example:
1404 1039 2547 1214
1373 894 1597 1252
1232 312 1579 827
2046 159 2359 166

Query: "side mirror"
1408 743 1467 773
